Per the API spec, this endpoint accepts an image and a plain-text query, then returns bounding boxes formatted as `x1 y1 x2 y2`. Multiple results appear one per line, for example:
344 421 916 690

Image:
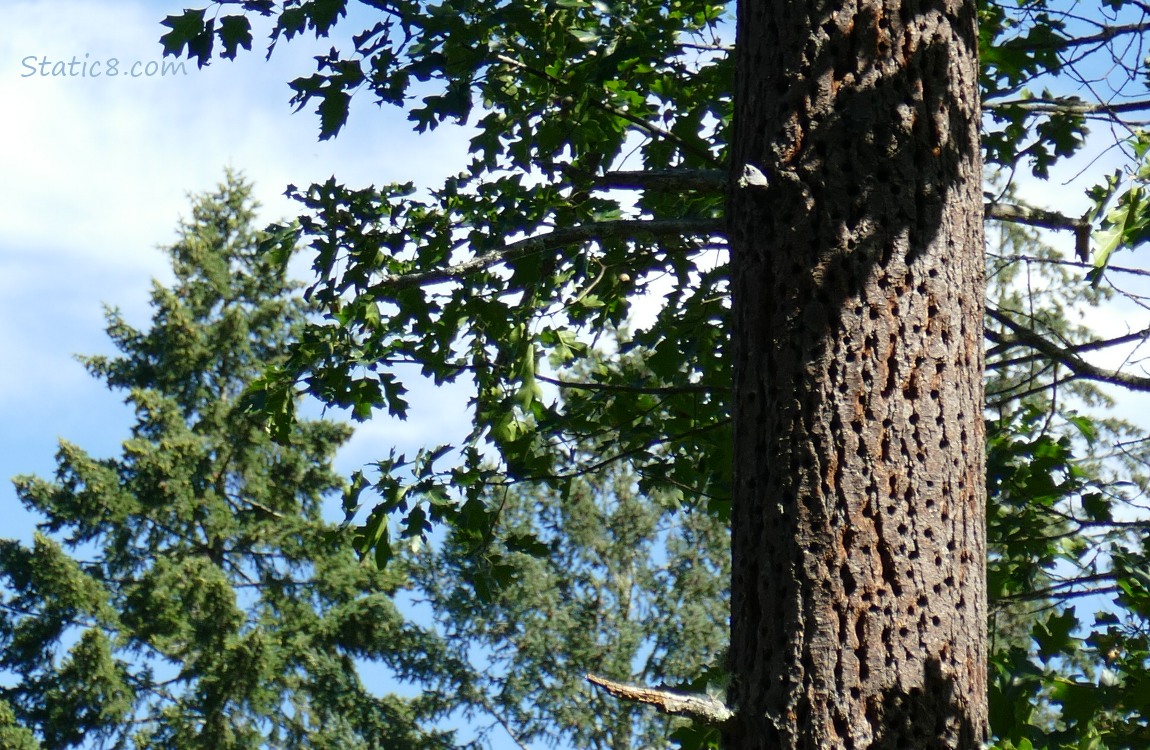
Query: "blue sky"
7 2 1140 548
0 0 483 544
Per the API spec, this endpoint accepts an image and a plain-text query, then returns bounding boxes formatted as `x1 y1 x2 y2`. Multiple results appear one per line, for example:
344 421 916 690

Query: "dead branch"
585 673 734 726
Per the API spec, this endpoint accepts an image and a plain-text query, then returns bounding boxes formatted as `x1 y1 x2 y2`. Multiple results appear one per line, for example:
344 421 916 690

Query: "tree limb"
373 176 1092 293
985 369 1076 410
985 202 1093 261
988 324 1150 368
377 218 725 290
987 307 1150 390
535 373 725 395
993 571 1124 603
519 419 729 485
978 22 1150 59
989 253 1150 279
677 41 734 52
585 673 734 725
984 96 1150 115
597 169 727 192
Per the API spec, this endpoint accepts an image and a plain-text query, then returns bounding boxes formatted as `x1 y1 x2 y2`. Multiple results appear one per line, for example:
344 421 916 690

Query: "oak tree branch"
597 169 1093 260
377 218 725 290
375 174 1093 293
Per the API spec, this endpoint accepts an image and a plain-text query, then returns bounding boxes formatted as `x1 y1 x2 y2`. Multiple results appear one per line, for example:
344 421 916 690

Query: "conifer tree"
410 362 730 750
0 174 454 750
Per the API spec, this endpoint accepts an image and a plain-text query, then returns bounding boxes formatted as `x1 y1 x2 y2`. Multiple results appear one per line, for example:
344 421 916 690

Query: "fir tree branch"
585 673 734 725
471 693 533 750
987 307 1150 390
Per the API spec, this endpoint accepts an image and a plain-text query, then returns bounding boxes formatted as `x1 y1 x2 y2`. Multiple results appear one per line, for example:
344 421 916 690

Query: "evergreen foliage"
410 367 730 749
0 174 454 750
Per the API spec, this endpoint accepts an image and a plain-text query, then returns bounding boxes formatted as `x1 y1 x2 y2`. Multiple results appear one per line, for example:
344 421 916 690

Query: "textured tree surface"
727 1 986 748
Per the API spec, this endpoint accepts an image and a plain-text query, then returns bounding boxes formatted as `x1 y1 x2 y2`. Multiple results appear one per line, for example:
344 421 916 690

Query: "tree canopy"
153 0 1150 560
150 1 1150 747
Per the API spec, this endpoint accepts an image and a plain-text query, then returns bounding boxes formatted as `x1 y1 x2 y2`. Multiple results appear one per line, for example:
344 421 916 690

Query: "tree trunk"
726 1 987 748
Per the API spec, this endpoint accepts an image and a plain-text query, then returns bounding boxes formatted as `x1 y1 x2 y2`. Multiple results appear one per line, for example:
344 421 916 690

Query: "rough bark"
726 1 987 749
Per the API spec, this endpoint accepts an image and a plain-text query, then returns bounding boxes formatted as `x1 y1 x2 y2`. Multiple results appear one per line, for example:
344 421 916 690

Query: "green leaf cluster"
985 214 1150 750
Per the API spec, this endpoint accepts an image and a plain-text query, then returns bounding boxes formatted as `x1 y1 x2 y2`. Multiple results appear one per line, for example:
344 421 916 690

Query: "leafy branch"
374 218 725 291
493 54 723 167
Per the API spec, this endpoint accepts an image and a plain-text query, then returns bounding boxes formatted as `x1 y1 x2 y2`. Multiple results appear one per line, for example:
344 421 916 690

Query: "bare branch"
988 325 1150 367
585 673 734 726
536 373 726 395
677 41 734 52
984 96 1150 116
597 169 726 192
522 419 729 485
985 21 1150 54
989 253 1150 279
993 571 1123 604
987 307 1150 391
985 202 1092 261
